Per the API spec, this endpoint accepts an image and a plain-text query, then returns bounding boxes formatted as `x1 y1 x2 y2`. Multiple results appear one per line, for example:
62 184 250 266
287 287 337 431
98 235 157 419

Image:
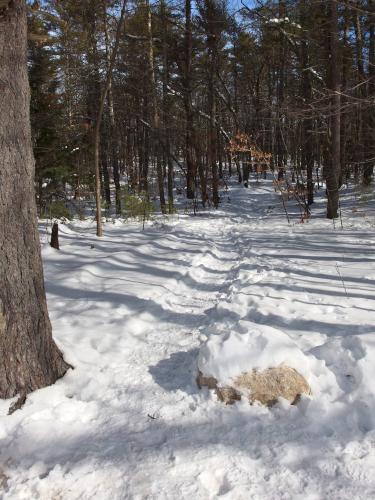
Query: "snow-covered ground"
1 180 375 499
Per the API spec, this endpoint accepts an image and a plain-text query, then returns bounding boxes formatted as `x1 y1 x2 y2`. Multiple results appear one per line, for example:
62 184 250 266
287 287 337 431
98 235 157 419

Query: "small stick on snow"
335 263 348 297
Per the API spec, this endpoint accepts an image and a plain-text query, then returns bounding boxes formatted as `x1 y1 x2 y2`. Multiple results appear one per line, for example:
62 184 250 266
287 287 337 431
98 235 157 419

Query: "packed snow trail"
1 181 375 499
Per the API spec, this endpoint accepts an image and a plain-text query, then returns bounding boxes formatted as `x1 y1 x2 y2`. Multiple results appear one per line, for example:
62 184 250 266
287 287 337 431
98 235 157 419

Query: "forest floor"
2 179 375 499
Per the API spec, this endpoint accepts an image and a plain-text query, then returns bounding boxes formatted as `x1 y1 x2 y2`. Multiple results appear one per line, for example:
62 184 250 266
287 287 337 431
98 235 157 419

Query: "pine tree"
0 0 70 409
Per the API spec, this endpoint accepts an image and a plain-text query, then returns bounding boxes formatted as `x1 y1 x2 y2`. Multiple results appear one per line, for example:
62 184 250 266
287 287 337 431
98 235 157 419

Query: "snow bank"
198 321 313 386
312 333 375 430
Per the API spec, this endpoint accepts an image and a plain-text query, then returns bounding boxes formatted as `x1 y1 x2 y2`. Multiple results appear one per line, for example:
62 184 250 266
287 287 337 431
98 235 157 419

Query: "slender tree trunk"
364 0 375 184
146 0 166 213
185 0 195 199
276 0 286 171
94 0 127 236
340 10 350 186
205 1 219 208
139 101 149 192
101 133 111 206
0 0 69 403
104 1 121 214
354 3 365 177
161 0 174 212
326 0 340 219
300 0 314 205
208 50 219 208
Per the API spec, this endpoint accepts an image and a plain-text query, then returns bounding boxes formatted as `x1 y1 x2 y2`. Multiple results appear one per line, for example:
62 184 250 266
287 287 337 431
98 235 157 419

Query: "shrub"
122 190 154 222
41 201 72 220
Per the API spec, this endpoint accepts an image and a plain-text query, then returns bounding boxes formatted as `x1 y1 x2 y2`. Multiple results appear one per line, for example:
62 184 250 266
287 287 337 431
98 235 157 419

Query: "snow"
2 180 375 499
267 17 302 29
197 323 314 385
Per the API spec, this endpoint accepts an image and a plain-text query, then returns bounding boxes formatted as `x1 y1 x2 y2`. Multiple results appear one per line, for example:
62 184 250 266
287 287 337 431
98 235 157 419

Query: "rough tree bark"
0 0 70 404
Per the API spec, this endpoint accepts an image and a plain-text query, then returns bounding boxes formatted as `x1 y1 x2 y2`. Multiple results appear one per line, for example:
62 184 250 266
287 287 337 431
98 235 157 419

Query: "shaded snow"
1 180 375 499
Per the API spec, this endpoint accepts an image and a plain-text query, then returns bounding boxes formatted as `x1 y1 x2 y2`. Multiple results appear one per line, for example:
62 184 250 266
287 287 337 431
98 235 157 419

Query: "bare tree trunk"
276 0 287 171
146 0 166 213
354 2 365 178
364 0 375 184
139 99 149 192
340 9 350 186
94 0 127 236
0 0 69 403
326 0 340 219
101 134 112 206
161 0 174 212
205 1 219 208
300 0 314 205
208 56 219 208
104 1 121 214
185 0 195 199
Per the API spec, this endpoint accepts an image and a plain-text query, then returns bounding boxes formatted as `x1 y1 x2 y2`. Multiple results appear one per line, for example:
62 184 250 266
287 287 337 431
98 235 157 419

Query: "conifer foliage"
26 0 375 221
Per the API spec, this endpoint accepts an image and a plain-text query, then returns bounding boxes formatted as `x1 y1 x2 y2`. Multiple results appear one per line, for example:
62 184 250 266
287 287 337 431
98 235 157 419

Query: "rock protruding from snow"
197 323 312 405
234 366 311 405
197 371 241 404
197 366 310 406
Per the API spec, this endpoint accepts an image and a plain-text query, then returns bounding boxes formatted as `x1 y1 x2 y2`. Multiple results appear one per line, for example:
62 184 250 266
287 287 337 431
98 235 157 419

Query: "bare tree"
94 0 127 236
326 0 341 219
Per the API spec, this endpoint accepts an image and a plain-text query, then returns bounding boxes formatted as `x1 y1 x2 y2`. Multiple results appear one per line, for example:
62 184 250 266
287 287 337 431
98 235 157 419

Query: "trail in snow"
1 180 375 499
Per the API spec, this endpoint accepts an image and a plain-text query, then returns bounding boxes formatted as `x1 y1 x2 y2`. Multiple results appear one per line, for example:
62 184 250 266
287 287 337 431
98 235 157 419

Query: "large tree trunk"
0 0 70 402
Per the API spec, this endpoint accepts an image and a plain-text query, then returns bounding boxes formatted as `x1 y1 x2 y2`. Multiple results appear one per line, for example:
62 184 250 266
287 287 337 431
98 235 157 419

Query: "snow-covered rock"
197 366 311 406
197 323 312 405
236 366 310 405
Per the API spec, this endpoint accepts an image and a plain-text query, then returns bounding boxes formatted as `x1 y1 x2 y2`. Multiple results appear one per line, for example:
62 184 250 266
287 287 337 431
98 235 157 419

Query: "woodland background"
28 0 375 222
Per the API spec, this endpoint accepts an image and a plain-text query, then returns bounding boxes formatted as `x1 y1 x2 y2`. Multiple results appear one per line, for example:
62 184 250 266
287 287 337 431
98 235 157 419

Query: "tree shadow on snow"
148 348 200 394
